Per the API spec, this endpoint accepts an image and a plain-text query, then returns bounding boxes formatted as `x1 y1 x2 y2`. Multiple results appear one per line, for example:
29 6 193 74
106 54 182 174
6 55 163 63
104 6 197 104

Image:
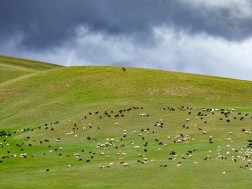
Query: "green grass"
0 57 251 189
0 55 62 84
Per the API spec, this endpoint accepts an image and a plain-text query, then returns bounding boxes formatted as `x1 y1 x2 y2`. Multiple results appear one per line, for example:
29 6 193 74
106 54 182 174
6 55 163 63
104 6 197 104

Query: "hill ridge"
0 55 62 84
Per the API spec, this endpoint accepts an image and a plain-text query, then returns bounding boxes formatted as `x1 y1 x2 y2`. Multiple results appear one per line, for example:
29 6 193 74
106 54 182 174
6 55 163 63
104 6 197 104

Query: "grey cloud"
1 0 252 50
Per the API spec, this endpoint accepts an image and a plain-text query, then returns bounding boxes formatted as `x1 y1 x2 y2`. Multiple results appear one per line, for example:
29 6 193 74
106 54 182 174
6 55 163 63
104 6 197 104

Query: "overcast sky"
1 0 252 80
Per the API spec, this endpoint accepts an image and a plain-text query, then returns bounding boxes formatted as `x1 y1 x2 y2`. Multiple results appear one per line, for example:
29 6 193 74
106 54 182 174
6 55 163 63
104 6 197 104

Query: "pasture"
0 56 251 188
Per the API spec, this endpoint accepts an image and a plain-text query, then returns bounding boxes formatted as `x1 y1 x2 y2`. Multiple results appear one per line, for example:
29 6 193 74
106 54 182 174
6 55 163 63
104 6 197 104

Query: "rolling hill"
0 55 62 84
0 56 251 189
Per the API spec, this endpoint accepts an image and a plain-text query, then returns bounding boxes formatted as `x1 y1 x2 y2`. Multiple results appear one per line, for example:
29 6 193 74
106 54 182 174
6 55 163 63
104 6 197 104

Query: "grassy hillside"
0 55 62 84
0 61 251 189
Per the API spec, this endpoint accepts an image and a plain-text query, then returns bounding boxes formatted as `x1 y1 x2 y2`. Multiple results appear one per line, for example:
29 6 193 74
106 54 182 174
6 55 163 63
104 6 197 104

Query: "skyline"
1 0 252 80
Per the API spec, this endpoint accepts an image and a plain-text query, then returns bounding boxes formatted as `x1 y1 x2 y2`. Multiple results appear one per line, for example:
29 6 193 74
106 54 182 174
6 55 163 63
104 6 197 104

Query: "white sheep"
20 153 27 158
245 131 251 134
133 145 140 149
122 162 129 166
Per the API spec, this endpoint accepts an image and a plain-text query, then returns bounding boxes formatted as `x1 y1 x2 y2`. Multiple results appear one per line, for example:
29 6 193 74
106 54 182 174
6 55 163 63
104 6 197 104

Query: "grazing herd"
0 106 251 173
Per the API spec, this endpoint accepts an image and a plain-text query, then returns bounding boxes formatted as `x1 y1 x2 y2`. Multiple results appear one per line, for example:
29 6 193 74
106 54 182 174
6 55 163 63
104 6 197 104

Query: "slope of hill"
0 59 251 189
0 55 62 84
1 66 251 128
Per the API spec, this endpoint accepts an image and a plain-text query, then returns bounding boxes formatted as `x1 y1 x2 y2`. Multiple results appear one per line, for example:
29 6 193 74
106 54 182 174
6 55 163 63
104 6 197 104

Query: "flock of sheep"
0 106 251 173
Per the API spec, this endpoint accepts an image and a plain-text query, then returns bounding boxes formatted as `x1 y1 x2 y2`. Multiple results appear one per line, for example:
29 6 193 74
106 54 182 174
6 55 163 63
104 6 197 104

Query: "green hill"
0 58 251 189
0 55 62 84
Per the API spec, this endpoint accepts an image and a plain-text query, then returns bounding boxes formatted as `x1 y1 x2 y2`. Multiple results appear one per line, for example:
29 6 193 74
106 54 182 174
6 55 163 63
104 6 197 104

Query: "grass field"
0 56 251 188
0 55 61 84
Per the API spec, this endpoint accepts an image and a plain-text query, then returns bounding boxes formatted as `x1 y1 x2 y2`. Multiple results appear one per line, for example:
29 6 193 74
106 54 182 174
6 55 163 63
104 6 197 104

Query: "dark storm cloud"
1 0 252 50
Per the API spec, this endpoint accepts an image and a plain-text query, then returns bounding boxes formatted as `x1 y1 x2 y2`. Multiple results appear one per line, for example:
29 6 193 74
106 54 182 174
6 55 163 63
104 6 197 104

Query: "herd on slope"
0 106 252 173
